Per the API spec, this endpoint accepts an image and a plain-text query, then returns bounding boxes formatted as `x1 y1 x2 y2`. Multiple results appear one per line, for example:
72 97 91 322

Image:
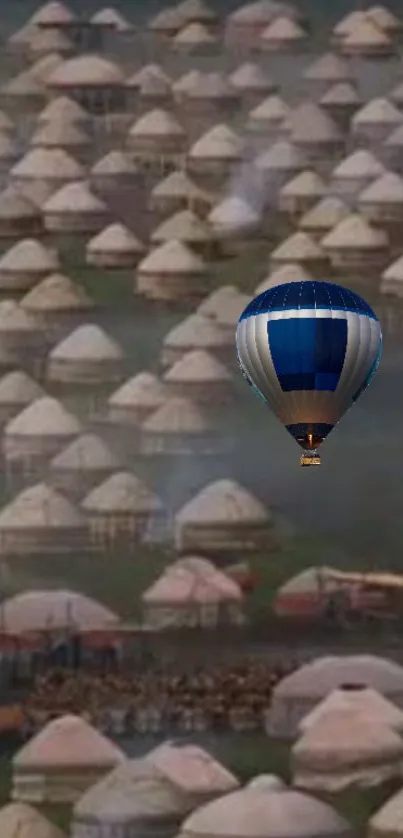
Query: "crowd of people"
21 661 294 736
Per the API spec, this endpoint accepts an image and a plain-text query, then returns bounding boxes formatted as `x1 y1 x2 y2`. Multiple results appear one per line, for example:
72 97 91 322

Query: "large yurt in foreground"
12 713 126 803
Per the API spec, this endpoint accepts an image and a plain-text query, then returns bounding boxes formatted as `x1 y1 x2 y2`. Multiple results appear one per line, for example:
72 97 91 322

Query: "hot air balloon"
236 280 382 467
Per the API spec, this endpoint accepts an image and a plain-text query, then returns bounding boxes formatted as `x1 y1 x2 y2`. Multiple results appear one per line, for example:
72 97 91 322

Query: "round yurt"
330 150 386 199
12 713 126 803
0 370 45 426
357 172 403 226
90 151 141 194
43 181 109 235
136 240 209 304
20 272 93 338
107 372 167 427
320 82 362 130
174 478 276 556
161 314 232 367
208 197 261 255
0 186 44 240
299 196 350 241
0 239 59 295
82 471 163 548
150 210 212 256
127 109 186 171
0 482 88 556
278 170 326 217
187 124 244 188
10 147 85 208
163 349 233 405
3 395 82 474
49 432 120 497
0 588 119 634
149 170 215 219
267 655 403 738
0 300 45 372
46 55 126 114
351 98 403 148
139 396 222 456
269 232 328 274
255 263 313 294
247 94 291 140
321 213 389 273
298 685 403 735
30 119 92 164
47 324 125 386
0 803 65 838
86 223 145 269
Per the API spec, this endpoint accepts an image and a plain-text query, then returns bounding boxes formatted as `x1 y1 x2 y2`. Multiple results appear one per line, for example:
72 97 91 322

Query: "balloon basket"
300 451 321 467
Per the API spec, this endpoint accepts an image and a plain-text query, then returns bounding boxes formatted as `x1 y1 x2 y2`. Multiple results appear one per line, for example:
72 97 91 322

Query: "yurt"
150 210 211 256
107 372 167 427
197 284 240 318
254 141 306 194
172 22 217 55
30 119 91 165
259 16 307 52
298 685 403 735
37 94 90 127
91 151 140 195
330 149 386 199
47 324 125 386
247 94 291 140
161 314 232 367
149 170 214 218
73 743 238 838
10 147 85 207
20 272 93 338
273 567 341 619
0 185 44 239
142 556 244 629
0 588 119 634
382 124 403 173
3 395 82 471
127 109 186 170
86 223 145 269
340 17 394 58
381 255 403 297
148 6 184 38
351 97 403 147
0 482 88 556
269 232 328 274
187 124 244 186
172 70 203 104
299 196 350 241
175 0 218 27
303 52 353 96
0 802 65 838
288 102 343 166
320 82 362 129
0 239 59 294
174 478 276 555
163 349 233 405
12 714 126 803
177 776 352 838
136 240 209 304
321 213 389 273
291 708 403 790
0 300 45 371
0 370 45 426
357 172 403 225
139 396 221 456
0 132 19 171
49 432 120 497
229 61 275 108
278 170 326 217
127 65 172 112
43 181 109 234
267 655 403 738
184 72 239 121
208 197 261 255
214 291 251 339
82 471 163 547
225 1 282 50
369 787 403 838
46 55 126 114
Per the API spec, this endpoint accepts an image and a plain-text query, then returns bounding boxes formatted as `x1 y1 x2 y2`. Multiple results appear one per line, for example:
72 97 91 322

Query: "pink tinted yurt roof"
148 742 239 795
143 558 243 605
0 589 120 633
13 714 126 770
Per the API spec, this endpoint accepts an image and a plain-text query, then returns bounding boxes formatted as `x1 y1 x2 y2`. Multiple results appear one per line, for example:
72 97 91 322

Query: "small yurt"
339 17 394 58
299 196 350 241
107 372 167 427
49 432 120 497
254 263 313 294
82 470 163 547
0 482 88 556
197 284 240 318
174 478 276 555
230 61 275 106
10 147 85 207
208 197 261 255
136 240 209 304
172 22 217 55
163 349 233 405
46 54 126 114
369 787 403 838
382 124 403 172
381 255 403 297
177 776 352 838
0 185 44 240
267 654 403 738
320 82 362 130
127 109 186 170
43 181 109 234
127 64 172 112
214 291 251 340
47 324 125 386
247 94 291 140
351 97 403 148
0 370 45 426
0 802 65 838
139 396 221 456
269 232 328 274
90 151 140 195
259 16 307 52
37 94 90 127
291 708 403 791
357 172 403 225
184 72 239 121
161 314 232 367
12 713 126 803
321 213 389 273
142 556 244 629
0 300 45 372
303 52 353 96
187 123 244 187
149 170 214 219
0 239 59 294
273 567 340 619
0 588 119 634
30 119 91 164
298 685 403 735
150 210 211 256
21 272 93 340
73 743 238 838
288 102 343 167
3 395 82 472
330 150 386 199
278 170 326 217
254 141 306 193
86 223 145 269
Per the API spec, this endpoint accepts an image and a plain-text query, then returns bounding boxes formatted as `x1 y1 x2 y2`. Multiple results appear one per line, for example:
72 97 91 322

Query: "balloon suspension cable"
300 450 321 467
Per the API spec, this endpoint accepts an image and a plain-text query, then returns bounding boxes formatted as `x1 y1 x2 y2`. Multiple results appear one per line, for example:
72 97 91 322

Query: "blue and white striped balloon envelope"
236 280 382 466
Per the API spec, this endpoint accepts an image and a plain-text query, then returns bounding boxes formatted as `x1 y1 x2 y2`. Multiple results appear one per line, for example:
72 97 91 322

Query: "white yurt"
0 802 65 838
107 372 167 427
321 213 389 273
161 314 232 367
43 181 109 234
86 223 145 269
49 432 120 497
47 324 125 386
298 684 403 734
163 349 233 405
136 240 209 304
82 471 163 547
0 370 45 426
0 239 59 294
3 395 82 471
0 589 119 634
139 396 222 456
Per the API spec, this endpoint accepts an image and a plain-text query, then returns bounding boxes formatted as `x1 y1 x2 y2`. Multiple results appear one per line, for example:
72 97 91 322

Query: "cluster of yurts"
6 656 403 835
0 2 402 598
